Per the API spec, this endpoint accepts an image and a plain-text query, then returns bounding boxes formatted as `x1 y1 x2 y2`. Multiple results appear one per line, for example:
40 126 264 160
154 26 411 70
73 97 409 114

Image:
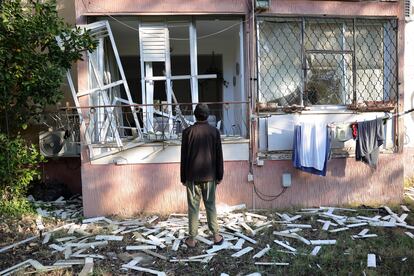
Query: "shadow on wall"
81 163 188 217
81 161 251 217
81 155 404 217
252 154 403 209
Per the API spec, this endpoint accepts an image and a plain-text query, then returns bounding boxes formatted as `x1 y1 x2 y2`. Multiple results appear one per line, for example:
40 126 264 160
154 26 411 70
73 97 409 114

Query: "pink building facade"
71 0 406 217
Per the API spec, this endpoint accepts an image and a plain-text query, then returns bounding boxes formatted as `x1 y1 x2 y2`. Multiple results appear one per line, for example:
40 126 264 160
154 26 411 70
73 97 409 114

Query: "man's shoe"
213 235 224 245
184 237 197 248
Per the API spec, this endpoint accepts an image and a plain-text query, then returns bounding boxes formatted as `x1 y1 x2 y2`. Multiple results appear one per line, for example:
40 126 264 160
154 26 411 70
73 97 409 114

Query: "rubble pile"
0 197 413 275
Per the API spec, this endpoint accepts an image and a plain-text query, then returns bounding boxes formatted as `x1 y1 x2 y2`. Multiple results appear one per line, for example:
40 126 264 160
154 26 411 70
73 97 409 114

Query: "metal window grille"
257 17 398 111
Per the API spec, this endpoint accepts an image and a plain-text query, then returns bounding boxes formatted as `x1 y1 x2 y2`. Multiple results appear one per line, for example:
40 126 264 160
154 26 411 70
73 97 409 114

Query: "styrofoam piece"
0 260 32 275
195 235 214 245
383 206 406 224
53 259 85 266
357 216 381 222
357 229 370 236
396 223 414 230
0 236 38 254
286 224 312 229
122 264 166 276
322 221 331 231
399 214 408 222
352 234 378 239
126 245 157 250
136 238 164 248
79 257 94 276
82 217 106 224
233 232 257 244
405 232 414 239
233 238 246 250
141 249 168 260
253 245 270 259
274 240 296 252
42 233 51 244
311 246 321 256
369 221 396 227
56 236 76 243
49 244 66 252
245 212 267 220
346 222 368 228
329 227 349 233
279 228 302 234
172 238 181 251
240 222 255 235
254 262 289 266
206 241 232 254
65 241 108 249
95 235 123 241
309 240 336 245
231 246 254 258
367 254 376 268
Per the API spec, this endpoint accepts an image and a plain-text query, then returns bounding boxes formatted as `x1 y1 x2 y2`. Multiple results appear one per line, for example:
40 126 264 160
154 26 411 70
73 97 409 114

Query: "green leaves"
0 0 94 214
0 134 45 202
0 0 97 133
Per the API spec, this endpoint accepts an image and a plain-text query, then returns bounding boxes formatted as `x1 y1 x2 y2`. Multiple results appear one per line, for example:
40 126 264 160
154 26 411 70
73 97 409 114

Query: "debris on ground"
0 196 414 275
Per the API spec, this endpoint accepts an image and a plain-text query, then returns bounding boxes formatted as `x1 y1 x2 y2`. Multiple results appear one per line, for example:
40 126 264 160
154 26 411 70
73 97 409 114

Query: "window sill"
258 148 395 161
89 137 249 164
258 104 396 115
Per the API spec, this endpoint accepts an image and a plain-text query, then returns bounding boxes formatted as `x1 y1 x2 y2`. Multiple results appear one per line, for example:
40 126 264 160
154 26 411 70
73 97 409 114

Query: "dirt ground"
1 198 414 276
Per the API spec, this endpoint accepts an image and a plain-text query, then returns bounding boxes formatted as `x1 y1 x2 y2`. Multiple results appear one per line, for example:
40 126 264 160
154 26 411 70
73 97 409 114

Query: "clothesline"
388 107 414 119
326 108 414 127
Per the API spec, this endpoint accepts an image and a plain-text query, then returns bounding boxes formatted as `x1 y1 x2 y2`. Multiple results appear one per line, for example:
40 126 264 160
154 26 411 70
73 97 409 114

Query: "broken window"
65 21 143 159
113 16 248 139
257 17 398 111
66 17 247 159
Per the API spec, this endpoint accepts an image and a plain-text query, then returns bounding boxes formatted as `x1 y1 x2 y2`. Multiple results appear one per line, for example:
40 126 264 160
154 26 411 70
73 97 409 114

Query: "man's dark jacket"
180 121 223 184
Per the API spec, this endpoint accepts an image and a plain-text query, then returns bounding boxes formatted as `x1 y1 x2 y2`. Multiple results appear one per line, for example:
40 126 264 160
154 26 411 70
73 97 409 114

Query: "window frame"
256 16 398 113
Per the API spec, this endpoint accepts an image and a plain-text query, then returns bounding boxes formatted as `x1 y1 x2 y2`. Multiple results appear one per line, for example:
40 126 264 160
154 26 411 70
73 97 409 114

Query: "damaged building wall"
70 0 407 217
82 155 403 217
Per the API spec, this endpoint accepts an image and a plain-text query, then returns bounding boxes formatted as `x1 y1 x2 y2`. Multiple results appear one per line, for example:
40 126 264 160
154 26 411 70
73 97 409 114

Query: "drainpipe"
248 0 256 209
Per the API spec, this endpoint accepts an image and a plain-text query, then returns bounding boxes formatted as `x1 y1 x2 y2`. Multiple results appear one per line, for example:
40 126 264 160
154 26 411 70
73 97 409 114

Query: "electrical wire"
79 0 254 41
107 14 253 41
253 183 287 201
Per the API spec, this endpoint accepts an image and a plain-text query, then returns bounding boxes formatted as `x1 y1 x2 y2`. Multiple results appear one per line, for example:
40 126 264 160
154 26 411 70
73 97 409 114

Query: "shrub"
0 134 45 214
0 0 97 215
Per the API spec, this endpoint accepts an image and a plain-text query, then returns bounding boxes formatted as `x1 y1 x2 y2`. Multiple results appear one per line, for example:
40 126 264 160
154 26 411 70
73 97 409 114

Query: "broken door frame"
65 20 143 159
138 20 217 136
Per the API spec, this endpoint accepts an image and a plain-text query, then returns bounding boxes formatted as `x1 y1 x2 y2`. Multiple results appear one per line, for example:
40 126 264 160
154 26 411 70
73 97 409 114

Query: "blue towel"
293 123 330 176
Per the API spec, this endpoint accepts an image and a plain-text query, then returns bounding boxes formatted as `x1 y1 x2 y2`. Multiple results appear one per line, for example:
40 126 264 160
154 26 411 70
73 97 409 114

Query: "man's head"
194 103 209 121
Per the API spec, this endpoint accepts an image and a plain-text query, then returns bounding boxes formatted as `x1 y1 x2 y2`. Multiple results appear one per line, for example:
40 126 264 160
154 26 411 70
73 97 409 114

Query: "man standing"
180 103 224 248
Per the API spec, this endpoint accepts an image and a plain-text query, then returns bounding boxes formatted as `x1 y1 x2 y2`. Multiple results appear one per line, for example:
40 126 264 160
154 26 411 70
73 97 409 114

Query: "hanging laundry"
292 122 330 176
351 123 358 140
330 123 353 142
355 118 384 169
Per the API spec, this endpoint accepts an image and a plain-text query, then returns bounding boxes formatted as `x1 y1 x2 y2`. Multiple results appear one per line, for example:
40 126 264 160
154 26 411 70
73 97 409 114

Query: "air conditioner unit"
39 130 80 157
256 0 270 10
406 0 414 21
